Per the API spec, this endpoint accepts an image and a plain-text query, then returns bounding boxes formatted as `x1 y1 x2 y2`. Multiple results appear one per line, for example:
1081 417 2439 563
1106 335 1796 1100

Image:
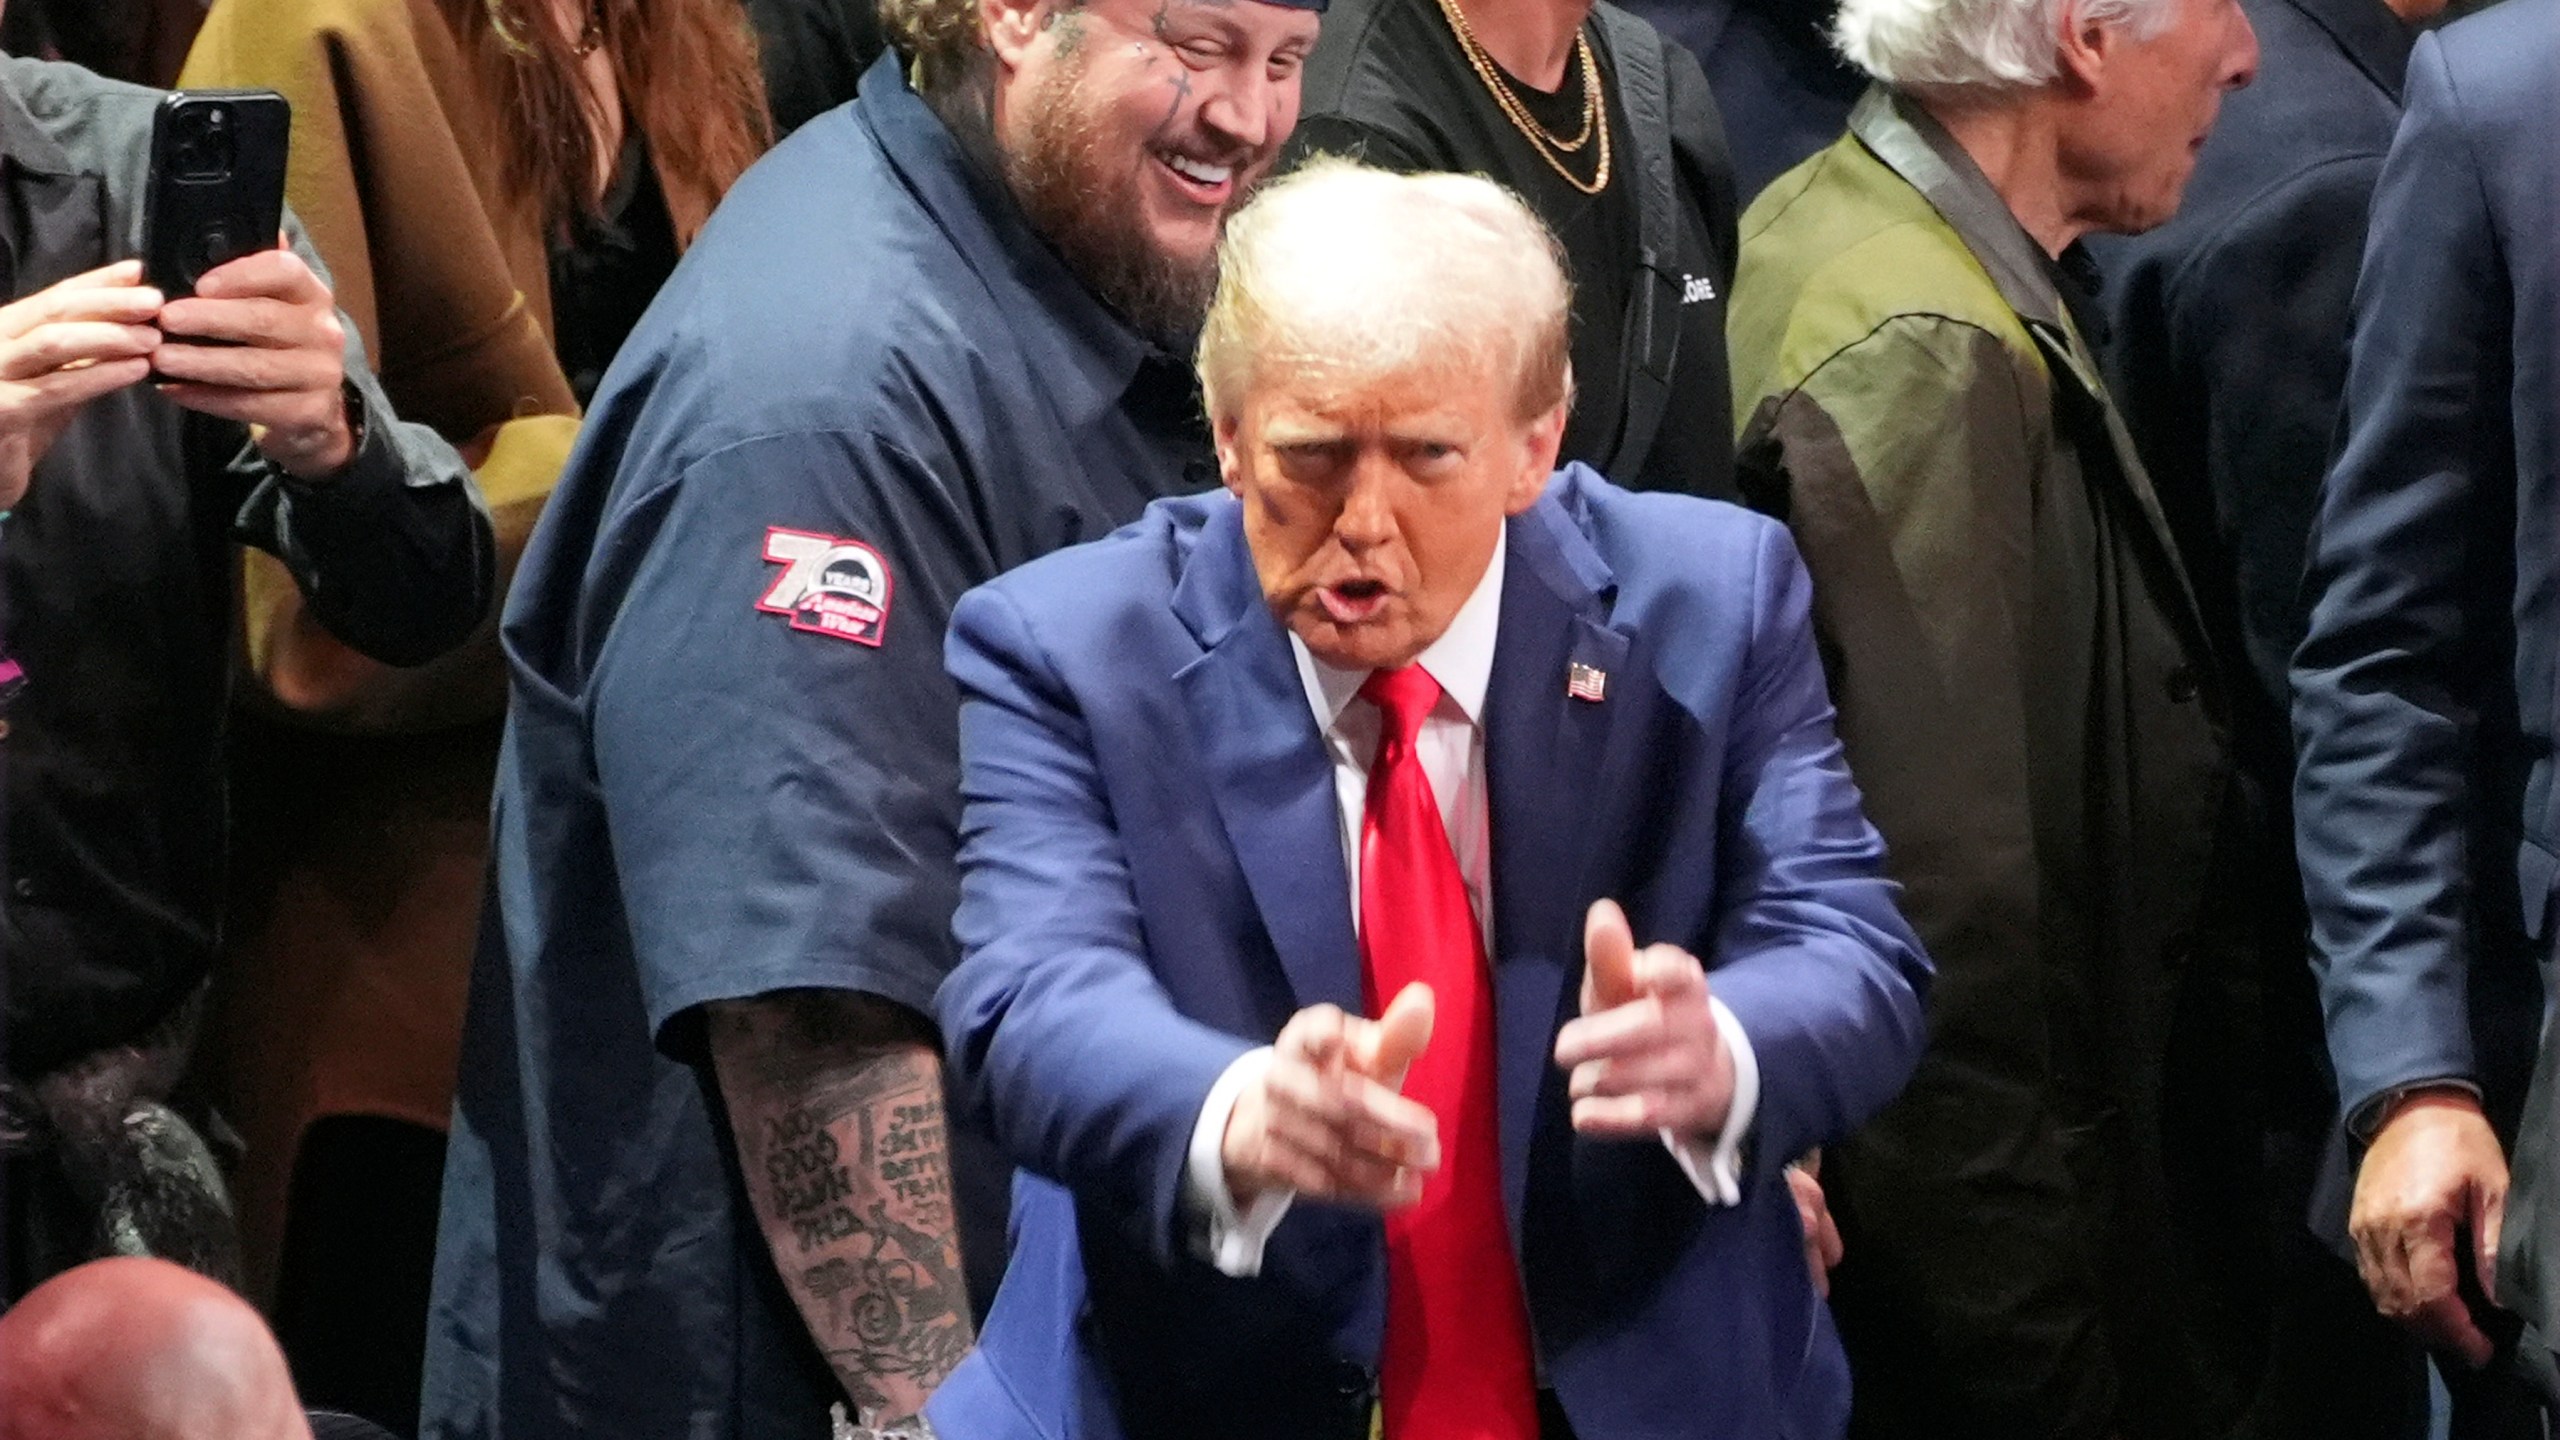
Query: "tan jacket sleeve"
184 0 578 730
1738 313 2121 1438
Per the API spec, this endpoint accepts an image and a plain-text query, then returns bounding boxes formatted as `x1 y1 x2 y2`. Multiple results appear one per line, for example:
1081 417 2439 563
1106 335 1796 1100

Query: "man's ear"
984 0 1055 72
1213 410 1248 496
1506 402 1567 514
2053 0 2113 94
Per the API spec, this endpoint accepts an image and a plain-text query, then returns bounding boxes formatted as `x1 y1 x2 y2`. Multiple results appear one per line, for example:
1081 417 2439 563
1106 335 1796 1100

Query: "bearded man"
417 0 1322 1431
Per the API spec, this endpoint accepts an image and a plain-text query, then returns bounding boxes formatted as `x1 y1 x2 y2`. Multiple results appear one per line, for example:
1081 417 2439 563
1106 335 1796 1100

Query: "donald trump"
928 160 1932 1440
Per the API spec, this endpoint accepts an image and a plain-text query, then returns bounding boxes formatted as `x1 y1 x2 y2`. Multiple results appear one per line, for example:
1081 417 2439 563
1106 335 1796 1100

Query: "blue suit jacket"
929 466 1931 1440
2291 0 2559 1137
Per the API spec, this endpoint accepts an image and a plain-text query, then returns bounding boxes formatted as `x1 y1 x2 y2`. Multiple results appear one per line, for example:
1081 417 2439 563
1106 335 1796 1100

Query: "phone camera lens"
170 105 237 183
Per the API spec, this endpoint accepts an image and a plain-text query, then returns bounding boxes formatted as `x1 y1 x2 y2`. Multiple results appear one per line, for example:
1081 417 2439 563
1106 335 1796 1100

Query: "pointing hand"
1553 899 1734 1140
1222 983 1441 1210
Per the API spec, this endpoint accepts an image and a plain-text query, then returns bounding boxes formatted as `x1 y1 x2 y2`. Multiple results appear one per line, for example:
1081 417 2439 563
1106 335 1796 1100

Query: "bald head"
0 1258 311 1440
1196 158 1574 425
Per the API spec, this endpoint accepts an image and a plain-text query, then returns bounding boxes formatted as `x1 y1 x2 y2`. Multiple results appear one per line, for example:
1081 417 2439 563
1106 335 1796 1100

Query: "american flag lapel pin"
1567 662 1608 703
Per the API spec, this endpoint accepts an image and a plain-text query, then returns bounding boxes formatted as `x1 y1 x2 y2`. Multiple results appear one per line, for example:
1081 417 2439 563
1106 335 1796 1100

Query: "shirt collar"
1849 85 2072 337
1291 529 1508 733
2040 241 2112 350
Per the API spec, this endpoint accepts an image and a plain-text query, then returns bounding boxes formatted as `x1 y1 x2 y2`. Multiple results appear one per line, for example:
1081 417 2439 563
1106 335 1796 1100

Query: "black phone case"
141 89 291 300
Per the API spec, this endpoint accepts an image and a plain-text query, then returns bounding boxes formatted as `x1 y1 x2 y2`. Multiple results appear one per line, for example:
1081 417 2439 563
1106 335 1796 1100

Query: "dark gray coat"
1 55 491 1081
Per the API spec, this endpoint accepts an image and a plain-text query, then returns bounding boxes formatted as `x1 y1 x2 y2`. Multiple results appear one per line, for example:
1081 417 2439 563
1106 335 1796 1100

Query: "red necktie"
1357 666 1538 1440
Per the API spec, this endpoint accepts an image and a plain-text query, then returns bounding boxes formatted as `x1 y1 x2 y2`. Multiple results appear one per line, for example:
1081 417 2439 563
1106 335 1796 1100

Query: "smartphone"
141 89 290 300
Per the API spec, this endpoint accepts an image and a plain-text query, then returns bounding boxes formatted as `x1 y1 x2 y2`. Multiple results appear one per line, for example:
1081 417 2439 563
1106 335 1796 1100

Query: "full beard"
1006 42 1233 351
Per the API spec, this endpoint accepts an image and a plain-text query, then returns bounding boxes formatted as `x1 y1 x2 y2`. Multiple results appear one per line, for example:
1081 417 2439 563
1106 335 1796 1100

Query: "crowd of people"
0 0 2552 1436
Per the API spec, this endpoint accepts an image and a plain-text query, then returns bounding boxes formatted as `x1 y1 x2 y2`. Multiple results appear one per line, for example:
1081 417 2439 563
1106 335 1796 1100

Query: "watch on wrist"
336 377 368 461
2361 1079 2482 1141
263 379 367 484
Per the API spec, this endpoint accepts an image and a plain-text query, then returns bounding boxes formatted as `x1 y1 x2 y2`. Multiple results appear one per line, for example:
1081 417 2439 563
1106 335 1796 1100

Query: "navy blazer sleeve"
2291 29 2512 1128
940 580 1254 1266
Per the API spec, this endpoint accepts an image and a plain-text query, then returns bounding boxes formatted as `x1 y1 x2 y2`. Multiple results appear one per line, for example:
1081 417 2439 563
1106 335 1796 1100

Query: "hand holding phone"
155 246 359 479
141 89 358 480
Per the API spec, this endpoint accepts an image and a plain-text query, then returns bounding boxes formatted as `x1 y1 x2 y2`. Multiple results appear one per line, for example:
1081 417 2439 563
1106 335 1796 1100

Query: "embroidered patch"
758 527 894 647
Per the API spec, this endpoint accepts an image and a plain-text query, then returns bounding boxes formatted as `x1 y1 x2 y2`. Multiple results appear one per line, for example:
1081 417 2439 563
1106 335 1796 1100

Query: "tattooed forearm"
711 992 974 1427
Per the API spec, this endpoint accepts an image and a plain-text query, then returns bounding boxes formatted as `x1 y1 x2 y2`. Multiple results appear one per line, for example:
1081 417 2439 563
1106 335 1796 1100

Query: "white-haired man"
420 0 1323 1429
1725 0 2260 1436
928 158 1930 1440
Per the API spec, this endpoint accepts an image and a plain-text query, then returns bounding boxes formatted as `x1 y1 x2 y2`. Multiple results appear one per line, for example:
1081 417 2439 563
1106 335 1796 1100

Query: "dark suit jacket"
2288 0 2560 1390
2513 1010 2560 1401
2092 0 2415 1239
2096 0 2408 821
927 467 1931 1440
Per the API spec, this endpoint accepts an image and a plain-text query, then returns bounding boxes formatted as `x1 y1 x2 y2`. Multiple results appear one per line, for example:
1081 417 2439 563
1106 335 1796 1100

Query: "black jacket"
0 56 493 1079
1287 0 1739 499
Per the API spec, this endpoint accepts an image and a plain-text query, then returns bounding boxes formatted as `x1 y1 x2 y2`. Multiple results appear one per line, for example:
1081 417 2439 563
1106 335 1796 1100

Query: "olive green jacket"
1729 88 2265 1439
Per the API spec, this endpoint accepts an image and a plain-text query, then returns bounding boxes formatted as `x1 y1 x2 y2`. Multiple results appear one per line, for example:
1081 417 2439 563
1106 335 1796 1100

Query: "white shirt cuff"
1184 1046 1296 1276
1663 997 1760 1207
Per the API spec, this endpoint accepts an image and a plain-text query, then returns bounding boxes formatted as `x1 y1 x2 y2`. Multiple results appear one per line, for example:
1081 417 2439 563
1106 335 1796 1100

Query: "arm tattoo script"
712 993 975 1428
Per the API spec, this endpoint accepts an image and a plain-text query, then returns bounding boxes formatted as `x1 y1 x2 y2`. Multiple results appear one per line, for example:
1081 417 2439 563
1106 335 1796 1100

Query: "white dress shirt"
1181 534 1762 1276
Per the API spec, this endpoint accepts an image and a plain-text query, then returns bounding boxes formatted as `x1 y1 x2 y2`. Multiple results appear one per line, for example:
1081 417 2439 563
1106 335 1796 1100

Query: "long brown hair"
462 0 772 243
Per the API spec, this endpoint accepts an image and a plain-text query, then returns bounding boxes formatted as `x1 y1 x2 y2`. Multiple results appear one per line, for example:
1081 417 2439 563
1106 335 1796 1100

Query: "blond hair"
1197 159 1574 424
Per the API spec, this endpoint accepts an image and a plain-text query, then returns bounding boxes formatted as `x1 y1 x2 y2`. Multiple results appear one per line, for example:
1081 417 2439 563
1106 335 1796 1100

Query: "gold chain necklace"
1431 0 1612 195
1463 19 1595 152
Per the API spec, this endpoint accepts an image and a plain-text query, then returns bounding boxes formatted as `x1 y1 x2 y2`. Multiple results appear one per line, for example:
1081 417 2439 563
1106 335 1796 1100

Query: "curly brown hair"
878 0 991 97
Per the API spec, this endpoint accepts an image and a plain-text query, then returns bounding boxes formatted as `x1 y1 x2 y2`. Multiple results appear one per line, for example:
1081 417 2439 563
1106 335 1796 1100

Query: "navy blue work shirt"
422 56 1214 1440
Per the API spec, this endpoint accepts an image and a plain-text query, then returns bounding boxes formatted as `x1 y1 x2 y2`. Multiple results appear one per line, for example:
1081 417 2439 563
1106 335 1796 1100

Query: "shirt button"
2164 666 2200 703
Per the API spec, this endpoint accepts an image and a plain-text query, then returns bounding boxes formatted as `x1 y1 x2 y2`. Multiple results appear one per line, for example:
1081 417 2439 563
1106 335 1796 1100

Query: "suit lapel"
1173 505 1366 1016
1485 492 1631 1232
